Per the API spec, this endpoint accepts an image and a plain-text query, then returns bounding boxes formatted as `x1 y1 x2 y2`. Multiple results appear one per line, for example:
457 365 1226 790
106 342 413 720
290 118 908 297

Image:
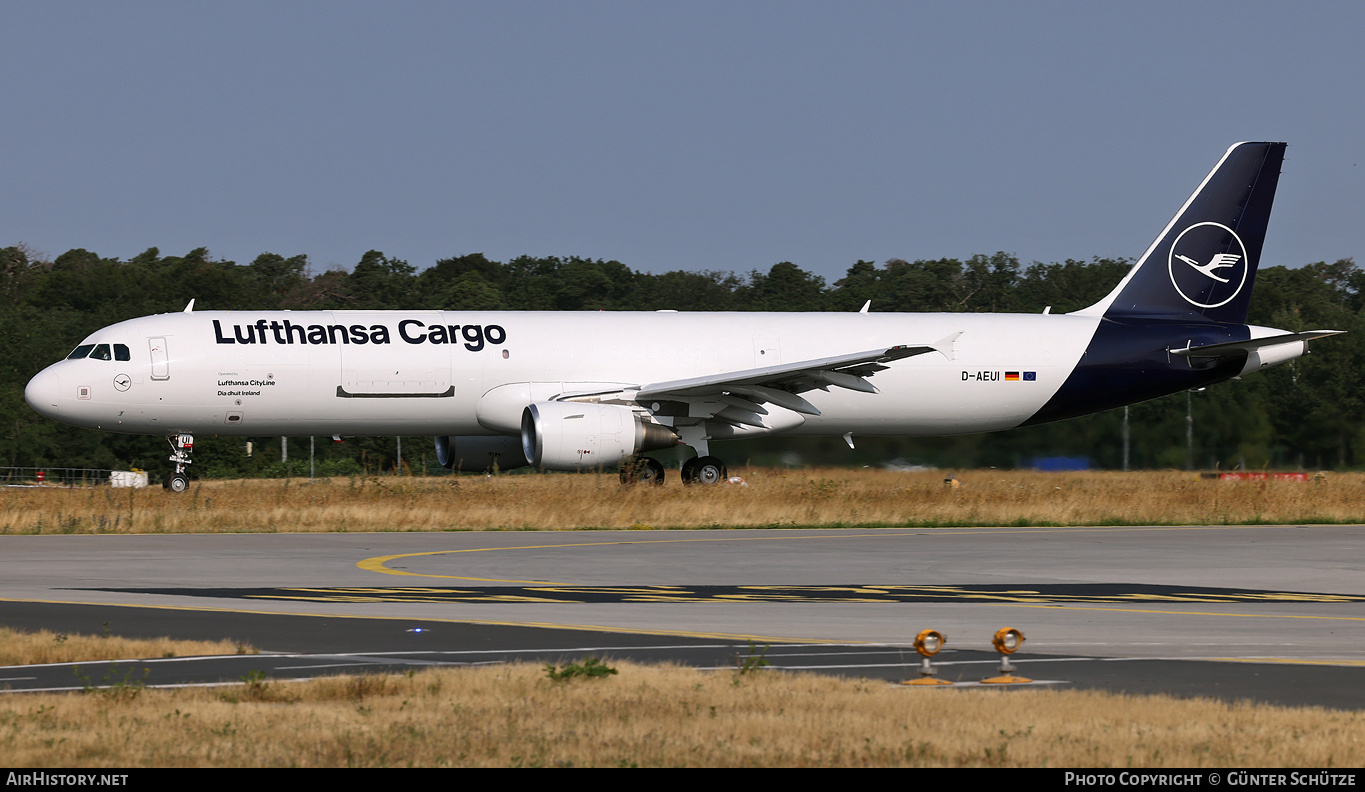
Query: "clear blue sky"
3 1 1362 283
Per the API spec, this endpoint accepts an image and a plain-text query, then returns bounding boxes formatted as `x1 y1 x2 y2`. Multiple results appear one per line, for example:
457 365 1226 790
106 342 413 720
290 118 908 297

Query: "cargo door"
337 314 452 398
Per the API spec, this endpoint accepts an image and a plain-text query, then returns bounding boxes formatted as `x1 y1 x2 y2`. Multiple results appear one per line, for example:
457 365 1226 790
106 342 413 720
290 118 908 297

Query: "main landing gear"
619 456 666 486
620 454 728 486
681 455 727 485
163 433 194 493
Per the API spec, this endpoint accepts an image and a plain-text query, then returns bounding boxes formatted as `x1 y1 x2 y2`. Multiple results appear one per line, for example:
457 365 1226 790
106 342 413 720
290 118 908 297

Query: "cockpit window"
67 343 129 361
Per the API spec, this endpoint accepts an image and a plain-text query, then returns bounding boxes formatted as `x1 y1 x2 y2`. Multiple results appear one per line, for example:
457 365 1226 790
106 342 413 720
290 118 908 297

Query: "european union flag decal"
1023 371 1037 381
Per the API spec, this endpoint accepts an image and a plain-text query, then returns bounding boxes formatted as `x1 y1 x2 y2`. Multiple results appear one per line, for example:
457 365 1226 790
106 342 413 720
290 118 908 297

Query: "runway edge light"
982 628 1031 684
902 629 953 686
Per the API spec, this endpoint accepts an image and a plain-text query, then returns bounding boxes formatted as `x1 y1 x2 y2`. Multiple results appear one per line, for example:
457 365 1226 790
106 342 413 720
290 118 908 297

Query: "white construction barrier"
109 470 149 489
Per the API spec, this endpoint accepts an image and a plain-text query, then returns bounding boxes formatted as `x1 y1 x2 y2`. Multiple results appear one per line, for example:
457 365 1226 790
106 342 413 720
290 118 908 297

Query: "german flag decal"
1005 371 1020 381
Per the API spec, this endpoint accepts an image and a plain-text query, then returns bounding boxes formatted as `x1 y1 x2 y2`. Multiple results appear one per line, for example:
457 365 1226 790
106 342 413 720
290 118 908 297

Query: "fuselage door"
149 337 170 381
338 314 452 397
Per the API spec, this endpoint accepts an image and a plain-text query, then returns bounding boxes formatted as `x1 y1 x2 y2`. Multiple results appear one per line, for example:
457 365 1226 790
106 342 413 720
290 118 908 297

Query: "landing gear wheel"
694 456 726 485
684 455 727 485
164 433 195 494
620 456 666 486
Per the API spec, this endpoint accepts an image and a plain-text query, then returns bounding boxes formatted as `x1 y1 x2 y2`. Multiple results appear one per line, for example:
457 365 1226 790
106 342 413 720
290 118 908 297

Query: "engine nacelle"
435 435 529 472
520 401 678 470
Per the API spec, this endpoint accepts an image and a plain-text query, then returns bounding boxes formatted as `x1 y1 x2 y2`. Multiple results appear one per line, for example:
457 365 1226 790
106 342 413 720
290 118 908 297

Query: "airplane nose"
24 367 62 419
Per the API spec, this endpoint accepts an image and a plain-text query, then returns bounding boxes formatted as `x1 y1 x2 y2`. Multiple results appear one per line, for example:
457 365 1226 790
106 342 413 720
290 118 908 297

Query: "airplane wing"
1171 330 1344 360
629 332 962 420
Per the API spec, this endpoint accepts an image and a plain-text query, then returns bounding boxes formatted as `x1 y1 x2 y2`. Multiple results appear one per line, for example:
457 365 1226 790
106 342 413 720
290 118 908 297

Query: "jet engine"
520 401 678 470
435 435 530 472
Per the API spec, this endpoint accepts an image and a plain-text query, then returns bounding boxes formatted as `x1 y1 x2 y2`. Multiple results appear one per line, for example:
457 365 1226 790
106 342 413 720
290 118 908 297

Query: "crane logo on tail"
1175 252 1240 283
1168 222 1249 309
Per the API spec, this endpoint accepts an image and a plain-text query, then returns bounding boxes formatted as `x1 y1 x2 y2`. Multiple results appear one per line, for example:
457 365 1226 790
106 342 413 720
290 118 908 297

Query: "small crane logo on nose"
113 374 132 392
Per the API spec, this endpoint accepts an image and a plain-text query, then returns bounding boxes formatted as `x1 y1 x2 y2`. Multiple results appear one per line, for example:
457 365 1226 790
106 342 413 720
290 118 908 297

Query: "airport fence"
0 467 114 487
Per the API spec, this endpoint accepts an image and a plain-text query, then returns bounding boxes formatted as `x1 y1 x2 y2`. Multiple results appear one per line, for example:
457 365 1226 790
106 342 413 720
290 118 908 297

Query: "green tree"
742 262 826 311
347 250 416 309
827 260 880 312
248 252 308 295
879 258 963 312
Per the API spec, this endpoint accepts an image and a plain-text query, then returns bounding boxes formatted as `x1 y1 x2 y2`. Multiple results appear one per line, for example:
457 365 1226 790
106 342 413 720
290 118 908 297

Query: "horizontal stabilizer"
1171 330 1344 359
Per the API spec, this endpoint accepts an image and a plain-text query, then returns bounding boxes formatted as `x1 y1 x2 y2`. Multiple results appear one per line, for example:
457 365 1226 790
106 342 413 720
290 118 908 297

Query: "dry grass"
2 469 1364 534
2 662 1361 767
0 627 255 666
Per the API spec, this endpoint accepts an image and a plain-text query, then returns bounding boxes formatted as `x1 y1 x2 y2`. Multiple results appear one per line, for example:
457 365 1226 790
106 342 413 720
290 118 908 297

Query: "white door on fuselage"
149 337 169 381
338 317 452 398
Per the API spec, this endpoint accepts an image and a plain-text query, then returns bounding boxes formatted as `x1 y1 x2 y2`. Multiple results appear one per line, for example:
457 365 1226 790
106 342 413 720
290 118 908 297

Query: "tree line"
2 244 1361 476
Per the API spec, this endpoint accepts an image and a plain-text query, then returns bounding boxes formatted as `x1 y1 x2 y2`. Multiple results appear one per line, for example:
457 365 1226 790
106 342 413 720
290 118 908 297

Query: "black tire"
620 456 665 486
691 456 726 485
681 456 700 483
168 474 190 493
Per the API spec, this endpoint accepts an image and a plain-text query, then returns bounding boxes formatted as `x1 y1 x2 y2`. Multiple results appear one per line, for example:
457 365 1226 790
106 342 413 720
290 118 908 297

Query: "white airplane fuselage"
25 309 1106 438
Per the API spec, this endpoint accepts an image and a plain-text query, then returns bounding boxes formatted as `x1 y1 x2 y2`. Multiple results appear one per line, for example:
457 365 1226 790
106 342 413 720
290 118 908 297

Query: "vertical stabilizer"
1076 142 1285 324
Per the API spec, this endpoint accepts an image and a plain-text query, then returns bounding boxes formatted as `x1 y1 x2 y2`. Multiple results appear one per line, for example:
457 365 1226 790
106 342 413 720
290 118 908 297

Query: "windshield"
65 343 130 361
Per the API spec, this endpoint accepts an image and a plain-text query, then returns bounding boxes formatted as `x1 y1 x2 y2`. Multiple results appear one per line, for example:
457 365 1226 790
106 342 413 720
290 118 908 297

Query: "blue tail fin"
1077 142 1285 324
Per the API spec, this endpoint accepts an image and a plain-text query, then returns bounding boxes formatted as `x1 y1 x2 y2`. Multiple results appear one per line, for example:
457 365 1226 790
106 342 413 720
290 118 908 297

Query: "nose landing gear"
163 433 194 492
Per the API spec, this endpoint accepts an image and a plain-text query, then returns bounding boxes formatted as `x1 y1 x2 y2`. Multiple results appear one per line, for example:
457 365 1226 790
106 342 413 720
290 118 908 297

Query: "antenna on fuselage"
183 299 196 313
